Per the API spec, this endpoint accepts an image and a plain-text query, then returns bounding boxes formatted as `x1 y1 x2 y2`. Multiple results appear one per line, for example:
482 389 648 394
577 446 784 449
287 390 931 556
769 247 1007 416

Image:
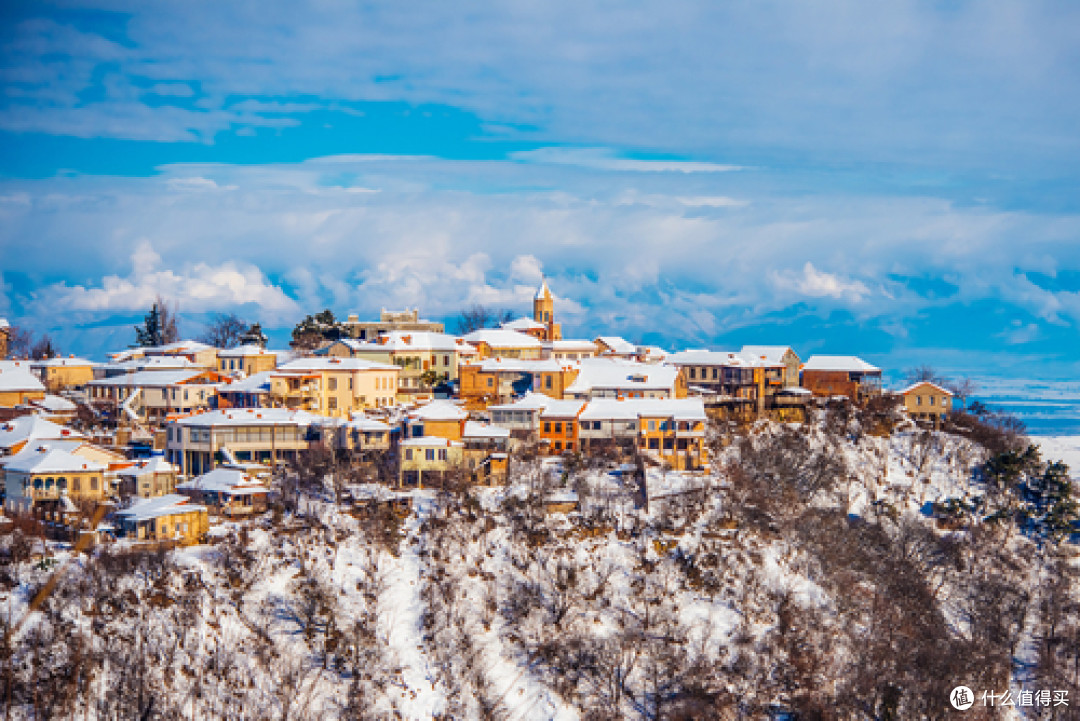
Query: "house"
114 494 208 545
95 354 200 380
564 358 685 400
538 400 586 454
87 369 224 424
119 340 219 370
740 346 801 388
577 398 708 470
116 453 179 500
542 339 597 362
341 308 445 342
217 370 273 409
269 357 399 416
176 467 270 516
594 336 639 359
0 361 47 408
801 356 883 399
900 381 954 422
459 357 579 408
406 399 468 440
488 392 552 438
461 328 544 360
31 356 96 392
217 345 281 377
3 446 107 514
324 332 470 398
461 421 511 485
166 407 323 477
24 394 79 423
335 415 392 453
398 436 464 488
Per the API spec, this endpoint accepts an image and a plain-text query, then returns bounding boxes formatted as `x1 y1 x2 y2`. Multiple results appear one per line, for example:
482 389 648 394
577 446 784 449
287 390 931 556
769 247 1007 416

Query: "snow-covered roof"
740 345 798 364
152 340 215 354
177 467 269 495
276 357 399 373
0 414 83 450
411 399 468 421
0 318 7 329
488 392 553 412
399 435 463 448
174 407 321 427
5 446 106 474
101 355 200 372
462 421 511 439
666 349 748 367
89 369 214 388
595 336 637 355
219 370 273 394
565 358 679 395
28 394 77 413
217 344 282 358
578 397 707 422
802 355 881 373
470 357 567 374
31 356 95 368
344 416 391 432
539 400 586 418
116 494 207 522
545 339 597 352
0 362 46 392
462 328 543 348
899 381 954 396
380 330 464 352
502 317 546 331
118 455 177 477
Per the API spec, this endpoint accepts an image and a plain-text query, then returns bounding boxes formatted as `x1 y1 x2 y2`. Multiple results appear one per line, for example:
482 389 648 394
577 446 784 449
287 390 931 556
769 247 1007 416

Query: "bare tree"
455 305 515 334
200 313 247 349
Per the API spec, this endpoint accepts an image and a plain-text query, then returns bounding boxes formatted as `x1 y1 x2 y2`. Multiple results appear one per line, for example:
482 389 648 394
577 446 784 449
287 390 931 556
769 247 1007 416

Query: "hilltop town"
0 282 1076 719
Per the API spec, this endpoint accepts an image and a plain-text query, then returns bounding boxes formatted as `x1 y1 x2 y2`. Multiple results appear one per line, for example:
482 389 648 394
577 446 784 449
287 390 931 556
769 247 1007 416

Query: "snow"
1035 435 1080 474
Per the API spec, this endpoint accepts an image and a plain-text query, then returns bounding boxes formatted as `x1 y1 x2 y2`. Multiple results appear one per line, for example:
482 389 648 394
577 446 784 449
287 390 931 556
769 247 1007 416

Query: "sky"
2 0 1080 389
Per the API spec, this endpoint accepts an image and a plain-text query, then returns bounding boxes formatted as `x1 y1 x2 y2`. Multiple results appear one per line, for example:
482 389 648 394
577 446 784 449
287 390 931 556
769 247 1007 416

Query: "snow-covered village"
0 282 1077 719
5 2 1080 719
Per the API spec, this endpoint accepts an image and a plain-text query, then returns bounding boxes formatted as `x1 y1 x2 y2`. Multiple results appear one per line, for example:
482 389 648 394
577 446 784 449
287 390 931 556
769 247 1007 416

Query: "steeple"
532 277 561 340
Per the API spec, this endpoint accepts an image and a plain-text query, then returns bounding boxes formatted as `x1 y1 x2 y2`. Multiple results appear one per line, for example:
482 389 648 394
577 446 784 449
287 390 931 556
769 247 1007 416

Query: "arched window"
57 477 68 491
33 478 43 490
44 477 54 490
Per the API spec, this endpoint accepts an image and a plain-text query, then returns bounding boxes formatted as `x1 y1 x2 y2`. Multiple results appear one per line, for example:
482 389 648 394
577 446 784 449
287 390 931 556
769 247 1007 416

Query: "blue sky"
2 0 1080 385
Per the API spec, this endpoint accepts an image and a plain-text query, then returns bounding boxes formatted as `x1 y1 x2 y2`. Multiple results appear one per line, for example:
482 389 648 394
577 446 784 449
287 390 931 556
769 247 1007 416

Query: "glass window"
425 449 435 461
405 449 413 461
438 449 447 461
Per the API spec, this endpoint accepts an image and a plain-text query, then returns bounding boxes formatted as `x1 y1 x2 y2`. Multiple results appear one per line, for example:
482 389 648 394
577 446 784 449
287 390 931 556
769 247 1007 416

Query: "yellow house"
408 399 468 441
3 447 107 514
32 356 96 392
115 494 209 545
325 332 468 399
0 361 46 408
901 381 954 422
636 399 708 471
269 357 399 417
217 345 280 376
116 454 179 499
461 329 543 360
398 436 464 488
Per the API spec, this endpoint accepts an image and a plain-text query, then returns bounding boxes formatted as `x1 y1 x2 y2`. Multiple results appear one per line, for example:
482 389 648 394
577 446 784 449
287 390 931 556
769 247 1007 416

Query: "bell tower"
532 278 561 341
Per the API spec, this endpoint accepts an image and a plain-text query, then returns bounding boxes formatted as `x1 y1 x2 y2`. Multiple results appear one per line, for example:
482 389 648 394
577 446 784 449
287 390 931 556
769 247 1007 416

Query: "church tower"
532 278 562 341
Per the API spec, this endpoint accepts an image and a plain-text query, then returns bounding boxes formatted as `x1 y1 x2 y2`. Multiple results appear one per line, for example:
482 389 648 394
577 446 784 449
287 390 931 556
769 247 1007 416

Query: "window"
689 368 696 379
72 478 81 492
444 355 450 366
328 397 338 410
648 420 656 431
546 375 552 389
328 377 337 391
90 477 99 491
425 449 435 461
554 422 562 433
916 396 922 406
544 422 551 433
487 378 494 387
438 449 447 461
929 396 935 406
648 438 659 450
405 449 413 461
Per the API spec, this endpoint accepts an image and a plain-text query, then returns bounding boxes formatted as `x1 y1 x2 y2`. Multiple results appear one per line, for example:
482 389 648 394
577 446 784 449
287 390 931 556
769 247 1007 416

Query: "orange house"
538 400 585 454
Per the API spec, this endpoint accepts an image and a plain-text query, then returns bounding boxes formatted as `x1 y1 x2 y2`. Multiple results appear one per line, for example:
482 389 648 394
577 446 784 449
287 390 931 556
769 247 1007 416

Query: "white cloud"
38 241 299 323
771 262 872 303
